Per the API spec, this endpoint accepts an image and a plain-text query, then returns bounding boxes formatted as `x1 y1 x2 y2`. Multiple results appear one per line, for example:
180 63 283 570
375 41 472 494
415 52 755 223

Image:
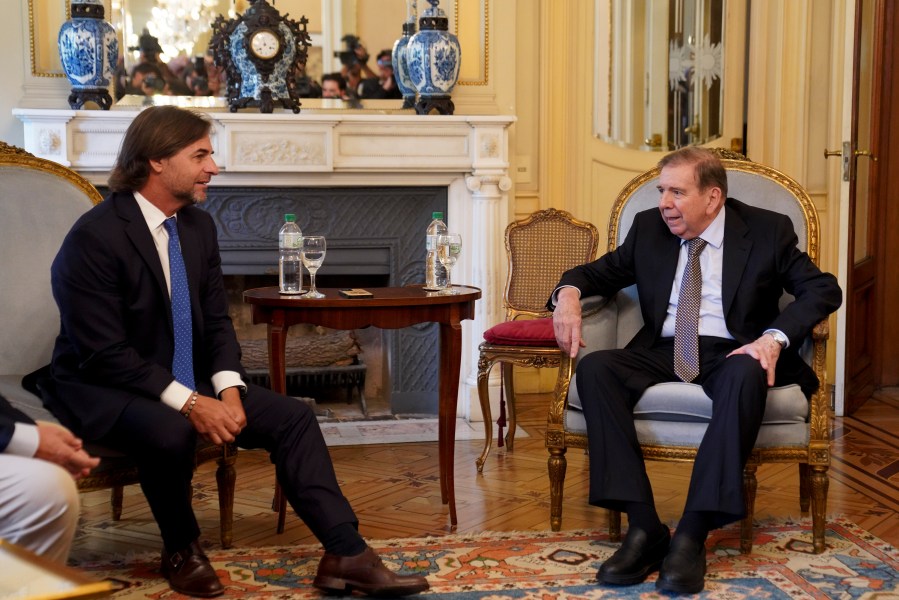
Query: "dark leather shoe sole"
597 527 671 586
656 536 706 594
313 575 429 598
314 548 429 598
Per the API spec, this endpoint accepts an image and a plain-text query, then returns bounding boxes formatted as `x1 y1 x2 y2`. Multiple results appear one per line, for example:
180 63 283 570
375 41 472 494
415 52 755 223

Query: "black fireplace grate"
244 357 367 416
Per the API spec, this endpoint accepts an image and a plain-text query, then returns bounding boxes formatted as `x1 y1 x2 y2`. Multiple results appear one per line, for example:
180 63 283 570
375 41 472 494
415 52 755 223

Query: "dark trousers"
98 383 357 552
576 337 767 529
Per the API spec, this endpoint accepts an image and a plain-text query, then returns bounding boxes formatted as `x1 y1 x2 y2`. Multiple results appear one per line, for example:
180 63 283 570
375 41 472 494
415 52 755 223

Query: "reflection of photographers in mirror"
115 29 227 99
294 62 323 98
129 63 171 97
321 73 349 100
336 34 376 98
116 29 190 98
359 49 403 100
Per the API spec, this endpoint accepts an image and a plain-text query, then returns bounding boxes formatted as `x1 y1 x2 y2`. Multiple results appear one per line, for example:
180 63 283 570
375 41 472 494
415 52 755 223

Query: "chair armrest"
808 317 831 446
547 295 617 427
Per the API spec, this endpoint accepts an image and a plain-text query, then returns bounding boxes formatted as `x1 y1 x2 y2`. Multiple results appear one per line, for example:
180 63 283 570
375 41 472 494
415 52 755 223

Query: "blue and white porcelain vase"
58 0 118 110
392 17 418 109
406 0 460 115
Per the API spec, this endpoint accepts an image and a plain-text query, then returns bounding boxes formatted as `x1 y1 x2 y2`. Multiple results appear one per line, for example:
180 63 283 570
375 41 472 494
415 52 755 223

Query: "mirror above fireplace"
111 0 408 100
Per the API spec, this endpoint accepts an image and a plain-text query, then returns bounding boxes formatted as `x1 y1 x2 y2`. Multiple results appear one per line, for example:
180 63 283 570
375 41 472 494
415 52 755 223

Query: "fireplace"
207 185 448 415
14 106 515 422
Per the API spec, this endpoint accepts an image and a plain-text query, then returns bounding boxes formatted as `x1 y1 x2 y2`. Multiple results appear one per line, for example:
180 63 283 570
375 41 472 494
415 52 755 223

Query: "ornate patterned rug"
69 516 898 598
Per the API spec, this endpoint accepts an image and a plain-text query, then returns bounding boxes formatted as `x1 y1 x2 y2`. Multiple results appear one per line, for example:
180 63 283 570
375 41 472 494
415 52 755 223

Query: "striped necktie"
163 217 195 390
673 237 708 382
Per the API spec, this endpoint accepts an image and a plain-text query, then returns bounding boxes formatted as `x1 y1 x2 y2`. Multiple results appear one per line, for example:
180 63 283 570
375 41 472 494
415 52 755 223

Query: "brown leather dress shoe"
160 540 224 597
313 546 430 597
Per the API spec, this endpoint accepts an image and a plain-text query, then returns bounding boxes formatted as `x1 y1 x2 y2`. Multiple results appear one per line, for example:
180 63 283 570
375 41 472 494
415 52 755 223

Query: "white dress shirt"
134 192 246 411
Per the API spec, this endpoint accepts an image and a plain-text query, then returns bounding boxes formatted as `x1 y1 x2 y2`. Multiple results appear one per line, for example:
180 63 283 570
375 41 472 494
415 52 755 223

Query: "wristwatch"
764 329 788 349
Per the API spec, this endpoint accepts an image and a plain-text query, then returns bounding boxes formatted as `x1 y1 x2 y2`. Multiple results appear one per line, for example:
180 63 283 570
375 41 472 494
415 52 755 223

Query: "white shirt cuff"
161 380 194 411
7 422 40 457
211 371 246 399
161 372 247 411
550 285 582 307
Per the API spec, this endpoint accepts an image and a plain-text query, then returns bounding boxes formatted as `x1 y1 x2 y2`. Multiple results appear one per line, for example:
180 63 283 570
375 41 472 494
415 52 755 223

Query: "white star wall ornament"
668 40 693 91
695 35 723 90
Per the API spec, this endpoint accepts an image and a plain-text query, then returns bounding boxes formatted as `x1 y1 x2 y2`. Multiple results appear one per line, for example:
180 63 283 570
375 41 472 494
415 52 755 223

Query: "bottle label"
426 234 437 252
280 232 302 249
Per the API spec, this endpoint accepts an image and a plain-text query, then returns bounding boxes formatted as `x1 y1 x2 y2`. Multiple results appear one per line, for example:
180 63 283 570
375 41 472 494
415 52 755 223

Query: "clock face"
249 29 280 60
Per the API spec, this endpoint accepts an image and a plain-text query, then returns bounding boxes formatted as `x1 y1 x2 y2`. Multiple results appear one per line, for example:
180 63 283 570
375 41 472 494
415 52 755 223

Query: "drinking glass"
301 236 327 299
436 233 462 294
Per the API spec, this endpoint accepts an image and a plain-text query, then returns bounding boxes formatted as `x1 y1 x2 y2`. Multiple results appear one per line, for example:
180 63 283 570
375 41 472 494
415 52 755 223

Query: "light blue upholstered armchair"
545 150 831 554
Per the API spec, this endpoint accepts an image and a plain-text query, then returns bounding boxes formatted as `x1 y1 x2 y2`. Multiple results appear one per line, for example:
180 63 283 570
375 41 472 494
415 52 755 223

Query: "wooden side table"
244 285 481 528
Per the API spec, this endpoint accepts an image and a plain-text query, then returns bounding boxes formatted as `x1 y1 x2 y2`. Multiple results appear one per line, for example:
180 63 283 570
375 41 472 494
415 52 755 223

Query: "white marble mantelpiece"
14 105 516 422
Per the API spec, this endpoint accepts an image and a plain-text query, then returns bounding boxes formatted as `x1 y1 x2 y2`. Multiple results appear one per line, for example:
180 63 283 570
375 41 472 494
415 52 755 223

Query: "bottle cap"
432 211 444 219
284 214 296 222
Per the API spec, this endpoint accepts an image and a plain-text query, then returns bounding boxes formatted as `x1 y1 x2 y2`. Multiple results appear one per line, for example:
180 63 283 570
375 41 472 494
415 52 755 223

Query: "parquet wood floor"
70 388 899 561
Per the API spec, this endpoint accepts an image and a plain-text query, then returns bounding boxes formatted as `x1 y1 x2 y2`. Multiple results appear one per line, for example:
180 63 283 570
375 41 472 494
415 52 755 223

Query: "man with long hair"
45 106 429 598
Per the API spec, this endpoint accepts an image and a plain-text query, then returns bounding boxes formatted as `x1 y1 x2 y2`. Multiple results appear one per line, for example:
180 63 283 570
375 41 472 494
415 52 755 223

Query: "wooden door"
843 0 895 413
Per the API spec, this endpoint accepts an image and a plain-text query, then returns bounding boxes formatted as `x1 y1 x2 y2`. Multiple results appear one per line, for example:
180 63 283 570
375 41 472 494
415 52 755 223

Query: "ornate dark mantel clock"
210 0 311 113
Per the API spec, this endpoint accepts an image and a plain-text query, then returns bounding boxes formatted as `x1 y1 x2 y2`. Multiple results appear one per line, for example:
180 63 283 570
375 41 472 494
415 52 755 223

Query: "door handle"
855 150 877 161
824 141 850 182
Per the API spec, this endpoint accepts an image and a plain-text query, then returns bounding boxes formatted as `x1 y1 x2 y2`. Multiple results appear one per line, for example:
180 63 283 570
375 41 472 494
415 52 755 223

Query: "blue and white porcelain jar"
58 0 118 110
406 0 460 115
392 18 418 109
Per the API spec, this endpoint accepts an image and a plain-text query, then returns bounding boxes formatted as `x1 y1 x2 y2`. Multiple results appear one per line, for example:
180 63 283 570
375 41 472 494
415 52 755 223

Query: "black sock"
624 502 664 536
321 522 367 556
675 511 713 544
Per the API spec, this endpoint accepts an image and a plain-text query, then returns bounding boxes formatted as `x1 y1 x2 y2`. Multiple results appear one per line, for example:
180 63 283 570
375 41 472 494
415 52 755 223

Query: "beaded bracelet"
182 390 199 419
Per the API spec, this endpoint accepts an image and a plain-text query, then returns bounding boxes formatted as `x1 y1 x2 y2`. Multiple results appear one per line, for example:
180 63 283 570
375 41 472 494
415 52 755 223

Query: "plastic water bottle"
426 211 448 289
278 214 303 294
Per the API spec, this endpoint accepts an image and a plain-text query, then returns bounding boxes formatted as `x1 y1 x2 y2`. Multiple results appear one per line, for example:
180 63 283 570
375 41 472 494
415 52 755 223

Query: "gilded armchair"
545 151 831 554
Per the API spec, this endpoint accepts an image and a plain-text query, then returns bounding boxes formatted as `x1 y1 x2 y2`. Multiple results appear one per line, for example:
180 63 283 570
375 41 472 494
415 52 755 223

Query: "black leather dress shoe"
597 526 671 586
160 540 224 597
656 535 707 594
313 546 430 597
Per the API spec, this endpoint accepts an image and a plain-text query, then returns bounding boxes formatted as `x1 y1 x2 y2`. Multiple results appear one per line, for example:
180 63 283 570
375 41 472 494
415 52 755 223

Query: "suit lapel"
647 227 681 335
116 194 171 309
721 202 752 317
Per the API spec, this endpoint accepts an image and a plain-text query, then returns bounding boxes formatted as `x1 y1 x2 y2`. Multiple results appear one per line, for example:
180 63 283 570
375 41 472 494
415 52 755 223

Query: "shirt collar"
134 191 171 232
682 206 725 249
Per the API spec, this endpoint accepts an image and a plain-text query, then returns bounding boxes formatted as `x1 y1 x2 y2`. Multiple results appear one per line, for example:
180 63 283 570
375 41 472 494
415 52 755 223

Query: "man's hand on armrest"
553 287 585 358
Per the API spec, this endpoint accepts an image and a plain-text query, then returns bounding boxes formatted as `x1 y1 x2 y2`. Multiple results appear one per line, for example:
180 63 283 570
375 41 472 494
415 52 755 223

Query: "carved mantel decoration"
13 106 516 421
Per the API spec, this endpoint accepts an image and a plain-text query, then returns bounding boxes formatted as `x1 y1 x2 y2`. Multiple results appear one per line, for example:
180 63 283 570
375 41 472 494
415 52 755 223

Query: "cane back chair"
0 142 238 547
476 208 599 471
545 150 831 553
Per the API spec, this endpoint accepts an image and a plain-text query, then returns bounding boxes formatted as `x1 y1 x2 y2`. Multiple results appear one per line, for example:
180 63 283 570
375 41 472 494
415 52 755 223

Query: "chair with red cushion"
475 208 599 472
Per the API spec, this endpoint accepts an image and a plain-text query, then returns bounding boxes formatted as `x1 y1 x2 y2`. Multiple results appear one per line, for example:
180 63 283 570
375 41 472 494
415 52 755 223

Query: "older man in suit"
0 393 97 562
45 106 428 598
550 147 842 594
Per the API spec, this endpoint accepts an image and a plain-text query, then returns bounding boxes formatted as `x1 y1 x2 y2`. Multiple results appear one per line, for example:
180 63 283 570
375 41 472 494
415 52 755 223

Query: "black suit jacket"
0 394 35 452
46 192 246 438
554 199 842 391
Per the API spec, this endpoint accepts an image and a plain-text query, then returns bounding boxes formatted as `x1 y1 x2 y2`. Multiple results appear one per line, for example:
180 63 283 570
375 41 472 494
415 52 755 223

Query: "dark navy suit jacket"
46 192 245 439
554 198 842 395
0 395 34 452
